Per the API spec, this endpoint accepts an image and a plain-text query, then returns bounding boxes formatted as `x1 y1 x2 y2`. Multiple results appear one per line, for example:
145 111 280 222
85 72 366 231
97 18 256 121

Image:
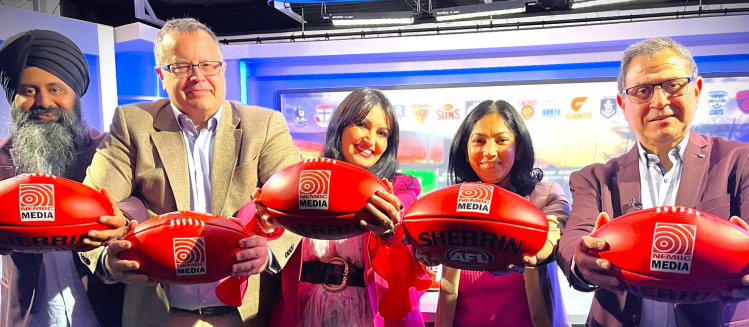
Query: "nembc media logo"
19 184 55 221
174 237 207 276
299 170 330 209
650 222 695 274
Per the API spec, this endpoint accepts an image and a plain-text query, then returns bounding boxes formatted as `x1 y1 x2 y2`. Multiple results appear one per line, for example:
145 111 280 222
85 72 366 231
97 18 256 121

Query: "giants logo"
445 248 493 266
174 237 207 276
456 184 493 214
436 104 461 120
650 222 695 274
567 96 592 119
19 184 54 221
299 170 330 209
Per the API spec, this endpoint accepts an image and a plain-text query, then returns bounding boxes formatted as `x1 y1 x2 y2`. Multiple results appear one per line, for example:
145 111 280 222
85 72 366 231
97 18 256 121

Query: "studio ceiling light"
323 12 415 26
432 0 526 22
571 0 633 9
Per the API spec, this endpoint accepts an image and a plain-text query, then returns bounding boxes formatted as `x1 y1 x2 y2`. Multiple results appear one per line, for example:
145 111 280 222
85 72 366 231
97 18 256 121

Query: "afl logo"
299 170 330 209
457 183 493 214
174 237 207 276
446 248 493 266
650 222 695 274
19 184 55 221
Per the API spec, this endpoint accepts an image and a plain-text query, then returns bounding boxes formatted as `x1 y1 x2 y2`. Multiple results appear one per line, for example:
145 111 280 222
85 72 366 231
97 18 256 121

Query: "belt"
300 256 365 292
171 306 239 317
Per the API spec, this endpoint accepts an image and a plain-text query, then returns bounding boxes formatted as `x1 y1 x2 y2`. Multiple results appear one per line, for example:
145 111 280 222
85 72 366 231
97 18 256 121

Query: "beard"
8 98 87 178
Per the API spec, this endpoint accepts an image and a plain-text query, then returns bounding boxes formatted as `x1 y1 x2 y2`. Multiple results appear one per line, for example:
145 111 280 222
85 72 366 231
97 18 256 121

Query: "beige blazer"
435 182 571 327
80 99 303 327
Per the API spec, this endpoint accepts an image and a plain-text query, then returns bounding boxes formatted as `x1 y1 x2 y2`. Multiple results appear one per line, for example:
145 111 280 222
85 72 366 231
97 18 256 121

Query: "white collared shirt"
636 132 690 327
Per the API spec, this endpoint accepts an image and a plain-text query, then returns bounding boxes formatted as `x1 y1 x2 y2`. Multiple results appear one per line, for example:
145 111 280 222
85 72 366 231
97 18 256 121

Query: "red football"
120 211 251 284
591 206 749 303
260 158 389 240
403 183 549 271
0 173 113 251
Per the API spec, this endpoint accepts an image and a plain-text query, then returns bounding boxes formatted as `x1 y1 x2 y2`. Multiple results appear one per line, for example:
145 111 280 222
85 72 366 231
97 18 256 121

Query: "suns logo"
174 237 207 276
650 222 695 274
19 184 54 221
456 183 493 214
299 170 331 209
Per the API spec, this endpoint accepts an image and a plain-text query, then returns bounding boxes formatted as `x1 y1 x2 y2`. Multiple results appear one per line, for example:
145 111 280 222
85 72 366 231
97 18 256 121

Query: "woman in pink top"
415 100 571 327
255 88 425 327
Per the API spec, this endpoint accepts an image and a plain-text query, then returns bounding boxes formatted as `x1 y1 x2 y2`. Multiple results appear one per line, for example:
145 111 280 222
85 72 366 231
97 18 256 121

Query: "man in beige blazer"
79 18 302 327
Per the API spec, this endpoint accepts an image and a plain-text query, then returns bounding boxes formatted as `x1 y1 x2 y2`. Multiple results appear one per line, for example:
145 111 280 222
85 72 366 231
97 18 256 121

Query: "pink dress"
453 271 534 327
274 174 423 327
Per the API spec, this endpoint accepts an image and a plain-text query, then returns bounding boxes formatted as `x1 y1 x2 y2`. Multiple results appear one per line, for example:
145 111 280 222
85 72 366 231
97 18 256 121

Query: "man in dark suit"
0 29 139 327
558 37 749 327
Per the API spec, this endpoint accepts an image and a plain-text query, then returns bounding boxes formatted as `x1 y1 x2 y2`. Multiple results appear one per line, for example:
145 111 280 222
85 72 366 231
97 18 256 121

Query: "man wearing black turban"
0 29 141 327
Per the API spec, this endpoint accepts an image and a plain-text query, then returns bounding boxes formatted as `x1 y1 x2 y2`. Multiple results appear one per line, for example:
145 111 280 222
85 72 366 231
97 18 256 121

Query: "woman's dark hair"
321 88 400 180
447 99 543 197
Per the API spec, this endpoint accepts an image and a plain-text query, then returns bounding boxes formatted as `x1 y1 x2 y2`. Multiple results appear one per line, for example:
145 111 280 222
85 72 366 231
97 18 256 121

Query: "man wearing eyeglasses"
78 18 302 327
558 37 749 327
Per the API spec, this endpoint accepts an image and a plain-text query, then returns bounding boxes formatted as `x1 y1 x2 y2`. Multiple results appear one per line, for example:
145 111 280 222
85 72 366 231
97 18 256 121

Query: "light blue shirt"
636 132 690 327
28 251 100 327
166 104 278 310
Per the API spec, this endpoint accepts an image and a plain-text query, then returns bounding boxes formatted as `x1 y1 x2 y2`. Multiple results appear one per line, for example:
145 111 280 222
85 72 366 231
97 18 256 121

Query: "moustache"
27 106 65 121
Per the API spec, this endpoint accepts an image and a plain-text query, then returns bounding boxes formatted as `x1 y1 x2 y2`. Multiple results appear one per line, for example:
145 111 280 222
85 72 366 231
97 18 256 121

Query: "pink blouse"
453 270 534 327
293 174 422 327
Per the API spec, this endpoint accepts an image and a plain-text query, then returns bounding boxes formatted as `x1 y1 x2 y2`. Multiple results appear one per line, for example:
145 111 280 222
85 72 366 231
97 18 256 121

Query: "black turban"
0 29 90 104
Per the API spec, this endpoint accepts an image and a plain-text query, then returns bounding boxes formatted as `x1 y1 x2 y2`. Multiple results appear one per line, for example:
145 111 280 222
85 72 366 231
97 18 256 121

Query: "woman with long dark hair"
419 100 571 327
255 88 424 327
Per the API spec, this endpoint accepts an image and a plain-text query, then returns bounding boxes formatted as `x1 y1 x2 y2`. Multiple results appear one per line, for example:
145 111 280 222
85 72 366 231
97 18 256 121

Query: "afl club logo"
19 184 54 221
174 237 207 276
315 104 333 127
445 248 493 266
708 91 727 115
650 222 695 274
737 90 749 114
600 97 617 119
299 170 330 209
456 184 493 214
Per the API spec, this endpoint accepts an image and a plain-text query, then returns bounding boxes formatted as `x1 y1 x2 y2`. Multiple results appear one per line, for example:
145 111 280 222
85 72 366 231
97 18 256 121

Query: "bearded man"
0 29 140 327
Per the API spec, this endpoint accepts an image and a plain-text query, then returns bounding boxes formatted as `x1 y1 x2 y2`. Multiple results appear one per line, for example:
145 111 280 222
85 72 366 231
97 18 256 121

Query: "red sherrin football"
120 211 251 284
402 182 549 271
0 173 113 251
591 206 749 303
260 158 389 240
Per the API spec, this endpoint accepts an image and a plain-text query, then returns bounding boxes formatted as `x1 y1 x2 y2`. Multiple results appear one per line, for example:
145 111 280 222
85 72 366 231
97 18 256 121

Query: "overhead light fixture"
432 0 525 22
571 0 632 9
274 1 307 24
323 12 415 26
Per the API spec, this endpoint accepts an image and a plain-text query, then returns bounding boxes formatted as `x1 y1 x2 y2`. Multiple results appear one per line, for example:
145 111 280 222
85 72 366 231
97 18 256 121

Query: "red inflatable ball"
259 158 389 240
120 211 251 284
403 182 549 271
0 173 113 251
591 206 749 303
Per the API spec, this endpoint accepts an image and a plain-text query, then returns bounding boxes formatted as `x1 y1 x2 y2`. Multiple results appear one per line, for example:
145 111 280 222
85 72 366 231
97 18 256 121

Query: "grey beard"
8 98 87 178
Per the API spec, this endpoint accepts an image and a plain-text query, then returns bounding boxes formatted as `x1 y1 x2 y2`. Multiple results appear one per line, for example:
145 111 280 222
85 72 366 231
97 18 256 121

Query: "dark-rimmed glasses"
623 77 693 103
160 61 224 78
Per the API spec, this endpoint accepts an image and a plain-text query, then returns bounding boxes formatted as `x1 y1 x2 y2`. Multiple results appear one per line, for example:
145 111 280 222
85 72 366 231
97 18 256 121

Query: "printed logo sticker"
600 97 617 119
650 222 695 274
19 184 54 221
708 91 728 115
456 183 493 214
174 237 207 276
299 170 331 209
445 248 493 266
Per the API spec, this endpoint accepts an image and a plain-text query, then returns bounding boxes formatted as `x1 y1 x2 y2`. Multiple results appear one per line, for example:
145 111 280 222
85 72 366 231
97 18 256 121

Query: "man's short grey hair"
617 37 698 92
154 18 223 66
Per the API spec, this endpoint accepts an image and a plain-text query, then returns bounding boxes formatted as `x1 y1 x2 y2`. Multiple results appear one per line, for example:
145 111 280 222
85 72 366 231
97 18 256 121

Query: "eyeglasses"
623 77 693 103
160 61 224 78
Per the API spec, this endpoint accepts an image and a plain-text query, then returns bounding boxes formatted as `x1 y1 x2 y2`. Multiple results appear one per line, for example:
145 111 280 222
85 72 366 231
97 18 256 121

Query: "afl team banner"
279 76 749 195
